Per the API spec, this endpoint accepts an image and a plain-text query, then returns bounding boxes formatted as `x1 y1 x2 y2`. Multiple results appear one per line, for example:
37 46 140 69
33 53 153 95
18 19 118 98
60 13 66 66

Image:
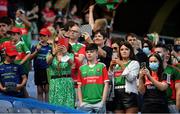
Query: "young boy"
77 43 109 113
30 28 52 102
0 46 27 97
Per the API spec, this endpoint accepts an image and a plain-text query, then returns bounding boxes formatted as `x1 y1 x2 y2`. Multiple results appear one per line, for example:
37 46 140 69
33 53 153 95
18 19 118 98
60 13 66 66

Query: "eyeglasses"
69 29 79 34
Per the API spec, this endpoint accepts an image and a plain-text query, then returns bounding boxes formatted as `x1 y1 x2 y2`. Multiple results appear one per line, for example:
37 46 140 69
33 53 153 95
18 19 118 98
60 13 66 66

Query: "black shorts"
141 99 169 113
34 69 48 85
114 88 138 110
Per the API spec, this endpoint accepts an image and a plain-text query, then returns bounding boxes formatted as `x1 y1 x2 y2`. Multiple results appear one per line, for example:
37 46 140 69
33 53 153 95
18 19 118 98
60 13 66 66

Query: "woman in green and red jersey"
109 41 140 113
139 53 169 113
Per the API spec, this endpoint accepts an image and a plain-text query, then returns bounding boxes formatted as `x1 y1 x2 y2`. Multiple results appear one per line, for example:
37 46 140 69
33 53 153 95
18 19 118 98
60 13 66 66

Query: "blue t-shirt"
31 45 52 69
0 63 25 97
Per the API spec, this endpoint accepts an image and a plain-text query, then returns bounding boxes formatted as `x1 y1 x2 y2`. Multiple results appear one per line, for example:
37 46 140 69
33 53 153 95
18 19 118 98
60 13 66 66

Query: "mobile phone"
80 24 92 36
141 62 146 69
112 52 118 59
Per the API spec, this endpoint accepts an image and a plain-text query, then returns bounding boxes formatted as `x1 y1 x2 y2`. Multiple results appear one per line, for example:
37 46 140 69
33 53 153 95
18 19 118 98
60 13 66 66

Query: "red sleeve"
102 66 109 83
78 46 86 55
77 69 82 85
71 58 82 81
0 43 3 51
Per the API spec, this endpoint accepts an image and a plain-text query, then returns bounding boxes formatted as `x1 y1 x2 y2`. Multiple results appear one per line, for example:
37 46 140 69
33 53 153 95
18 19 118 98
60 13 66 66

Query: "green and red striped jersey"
77 62 109 104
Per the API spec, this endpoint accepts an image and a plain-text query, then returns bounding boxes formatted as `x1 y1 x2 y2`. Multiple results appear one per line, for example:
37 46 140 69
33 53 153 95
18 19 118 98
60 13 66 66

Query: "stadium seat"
0 108 9 113
54 110 64 114
8 107 31 113
0 100 13 112
32 108 54 114
12 100 28 108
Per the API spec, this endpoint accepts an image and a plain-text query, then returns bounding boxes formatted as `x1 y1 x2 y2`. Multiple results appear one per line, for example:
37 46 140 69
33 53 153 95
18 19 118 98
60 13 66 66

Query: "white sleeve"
122 61 140 82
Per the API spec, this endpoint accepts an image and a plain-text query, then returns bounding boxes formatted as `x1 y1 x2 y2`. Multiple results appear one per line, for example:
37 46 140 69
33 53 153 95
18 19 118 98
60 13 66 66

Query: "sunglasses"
112 47 118 50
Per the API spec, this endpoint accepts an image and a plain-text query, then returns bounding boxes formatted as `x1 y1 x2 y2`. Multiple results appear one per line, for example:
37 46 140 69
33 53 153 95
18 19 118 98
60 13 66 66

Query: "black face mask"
174 45 180 52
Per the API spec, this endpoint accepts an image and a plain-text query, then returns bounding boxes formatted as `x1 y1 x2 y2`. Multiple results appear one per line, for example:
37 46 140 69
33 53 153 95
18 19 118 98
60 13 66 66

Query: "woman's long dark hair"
118 41 135 60
147 53 164 81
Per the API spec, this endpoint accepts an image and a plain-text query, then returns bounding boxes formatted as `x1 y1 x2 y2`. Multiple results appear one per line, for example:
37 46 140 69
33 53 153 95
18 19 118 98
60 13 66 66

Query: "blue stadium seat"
0 108 9 113
31 108 54 114
8 107 31 113
54 110 64 114
12 100 28 108
0 100 13 112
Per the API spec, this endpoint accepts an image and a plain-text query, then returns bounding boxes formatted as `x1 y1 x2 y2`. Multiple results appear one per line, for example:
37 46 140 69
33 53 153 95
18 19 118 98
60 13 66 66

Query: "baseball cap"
39 28 51 36
5 46 18 56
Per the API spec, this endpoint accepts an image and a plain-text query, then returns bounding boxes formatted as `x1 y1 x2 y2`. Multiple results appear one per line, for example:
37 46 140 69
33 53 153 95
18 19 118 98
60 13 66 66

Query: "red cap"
8 27 21 34
39 28 51 36
5 46 18 56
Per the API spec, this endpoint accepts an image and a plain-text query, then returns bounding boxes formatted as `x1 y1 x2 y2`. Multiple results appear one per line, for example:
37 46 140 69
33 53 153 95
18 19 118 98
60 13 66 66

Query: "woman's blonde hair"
93 18 108 32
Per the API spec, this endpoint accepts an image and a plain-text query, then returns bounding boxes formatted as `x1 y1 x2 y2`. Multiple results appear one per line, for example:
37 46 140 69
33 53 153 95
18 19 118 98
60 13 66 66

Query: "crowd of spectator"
0 0 180 113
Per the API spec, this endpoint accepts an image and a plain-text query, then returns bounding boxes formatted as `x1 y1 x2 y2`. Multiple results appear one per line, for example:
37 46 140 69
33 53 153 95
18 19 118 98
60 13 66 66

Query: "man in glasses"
0 46 27 97
68 22 86 63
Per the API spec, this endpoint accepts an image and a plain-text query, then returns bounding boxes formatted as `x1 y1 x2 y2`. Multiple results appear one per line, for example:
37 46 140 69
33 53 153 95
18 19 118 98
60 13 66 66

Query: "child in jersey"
77 43 109 113
30 28 52 102
0 46 27 97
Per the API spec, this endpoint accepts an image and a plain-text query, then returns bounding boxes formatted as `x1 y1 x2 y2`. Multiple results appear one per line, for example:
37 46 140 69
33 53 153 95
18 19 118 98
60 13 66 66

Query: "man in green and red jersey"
155 43 180 113
1 27 31 75
0 16 12 43
15 9 31 49
68 22 86 63
77 43 109 113
0 16 13 62
68 22 86 88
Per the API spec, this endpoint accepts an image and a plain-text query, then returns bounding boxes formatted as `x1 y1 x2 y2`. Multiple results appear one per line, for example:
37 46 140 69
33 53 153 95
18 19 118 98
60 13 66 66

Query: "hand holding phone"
141 62 146 69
